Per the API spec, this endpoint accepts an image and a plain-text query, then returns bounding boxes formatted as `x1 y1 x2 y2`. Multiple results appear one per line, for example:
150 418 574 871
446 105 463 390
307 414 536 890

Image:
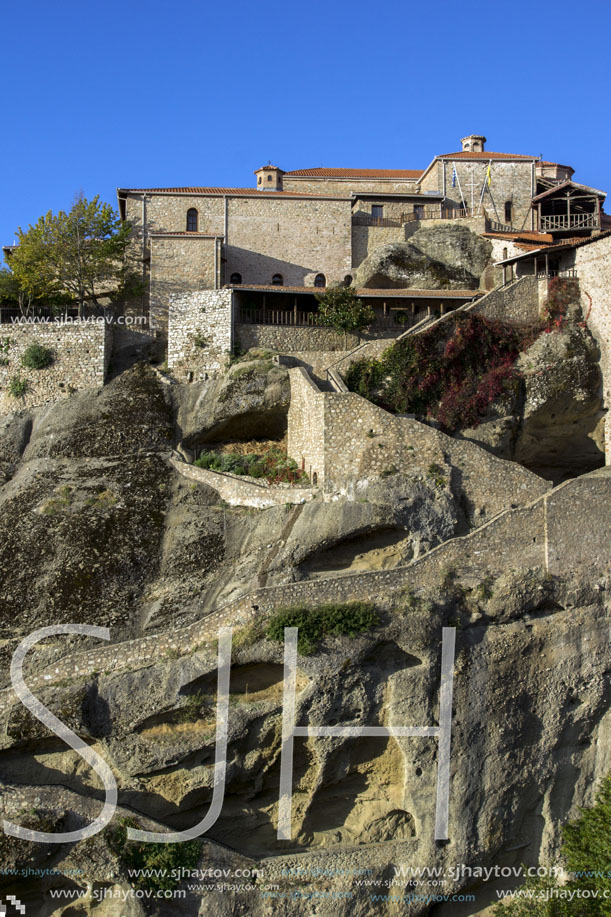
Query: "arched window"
504 201 512 224
258 175 262 185
267 174 273 182
272 273 283 285
186 208 198 232
343 274 353 287
314 273 326 288
230 272 242 285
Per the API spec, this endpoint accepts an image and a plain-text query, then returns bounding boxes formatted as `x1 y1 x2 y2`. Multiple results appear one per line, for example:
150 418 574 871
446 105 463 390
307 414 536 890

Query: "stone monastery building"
117 133 608 337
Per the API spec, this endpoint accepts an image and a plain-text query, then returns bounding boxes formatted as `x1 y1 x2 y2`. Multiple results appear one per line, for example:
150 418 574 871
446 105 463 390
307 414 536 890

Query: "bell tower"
460 135 486 153
254 164 284 190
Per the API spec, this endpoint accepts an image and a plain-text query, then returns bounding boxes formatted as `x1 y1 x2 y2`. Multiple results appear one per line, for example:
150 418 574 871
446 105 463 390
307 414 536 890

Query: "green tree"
9 195 134 317
493 772 611 916
316 286 375 344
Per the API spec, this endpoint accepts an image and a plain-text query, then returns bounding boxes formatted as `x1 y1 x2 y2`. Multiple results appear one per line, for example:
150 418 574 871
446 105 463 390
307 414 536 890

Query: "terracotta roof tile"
284 168 423 179
438 151 537 161
118 187 346 198
483 231 555 244
228 283 479 298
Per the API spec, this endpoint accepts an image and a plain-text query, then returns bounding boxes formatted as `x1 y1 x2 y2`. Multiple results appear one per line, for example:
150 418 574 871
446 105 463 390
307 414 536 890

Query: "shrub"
21 343 53 369
8 376 27 397
194 445 308 485
265 601 380 655
345 313 541 433
106 817 201 891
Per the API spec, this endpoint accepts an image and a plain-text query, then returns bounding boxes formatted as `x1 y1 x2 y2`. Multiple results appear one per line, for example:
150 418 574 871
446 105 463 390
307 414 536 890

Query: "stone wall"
149 235 221 336
224 197 352 287
286 369 326 484
168 289 233 381
235 323 361 353
171 457 314 508
281 177 421 196
352 224 408 268
419 159 536 231
559 234 611 459
287 367 548 514
0 321 111 414
469 275 541 325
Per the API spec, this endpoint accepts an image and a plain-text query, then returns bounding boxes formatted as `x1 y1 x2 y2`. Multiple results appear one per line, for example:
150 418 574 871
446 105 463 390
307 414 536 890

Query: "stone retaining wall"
235 323 361 353
469 275 541 325
0 321 111 414
171 458 315 508
168 289 233 381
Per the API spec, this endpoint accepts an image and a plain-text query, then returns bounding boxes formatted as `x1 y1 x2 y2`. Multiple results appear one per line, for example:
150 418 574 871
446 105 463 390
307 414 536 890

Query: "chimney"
461 135 486 153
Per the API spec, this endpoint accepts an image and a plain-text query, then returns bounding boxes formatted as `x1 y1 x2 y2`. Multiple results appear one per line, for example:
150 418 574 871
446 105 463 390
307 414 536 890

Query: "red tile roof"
438 151 537 161
228 283 479 298
118 188 346 197
284 168 423 179
118 187 349 199
483 231 555 244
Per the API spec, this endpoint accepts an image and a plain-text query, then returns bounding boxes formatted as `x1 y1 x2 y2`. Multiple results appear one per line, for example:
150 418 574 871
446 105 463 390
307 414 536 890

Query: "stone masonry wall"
0 321 111 414
352 224 408 268
419 160 536 231
560 234 611 459
224 197 352 287
235 323 361 353
287 367 548 514
171 458 314 508
168 289 233 381
286 368 326 483
281 177 421 196
469 275 541 325
150 235 220 336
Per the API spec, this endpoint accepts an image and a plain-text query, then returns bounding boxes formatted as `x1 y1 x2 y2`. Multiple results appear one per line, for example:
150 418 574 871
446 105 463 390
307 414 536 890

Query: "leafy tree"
316 287 375 343
9 195 134 316
493 772 611 916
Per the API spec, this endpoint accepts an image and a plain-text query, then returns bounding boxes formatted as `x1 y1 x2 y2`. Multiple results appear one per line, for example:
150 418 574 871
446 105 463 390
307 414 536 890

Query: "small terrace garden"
194 439 309 486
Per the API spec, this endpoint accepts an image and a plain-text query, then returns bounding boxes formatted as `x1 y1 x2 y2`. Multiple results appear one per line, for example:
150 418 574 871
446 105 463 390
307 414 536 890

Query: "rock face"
353 224 493 290
173 355 291 451
459 319 605 481
0 356 609 916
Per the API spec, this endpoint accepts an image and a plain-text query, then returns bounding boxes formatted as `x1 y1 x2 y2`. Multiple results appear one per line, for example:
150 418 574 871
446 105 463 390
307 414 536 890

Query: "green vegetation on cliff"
345 313 540 432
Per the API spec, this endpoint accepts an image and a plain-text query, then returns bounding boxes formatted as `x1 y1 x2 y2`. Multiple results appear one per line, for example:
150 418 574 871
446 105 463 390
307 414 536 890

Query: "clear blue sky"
2 0 609 251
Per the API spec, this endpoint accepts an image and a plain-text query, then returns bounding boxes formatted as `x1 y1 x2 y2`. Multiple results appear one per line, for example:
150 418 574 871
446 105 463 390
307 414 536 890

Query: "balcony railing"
352 215 403 227
540 213 600 231
238 308 322 326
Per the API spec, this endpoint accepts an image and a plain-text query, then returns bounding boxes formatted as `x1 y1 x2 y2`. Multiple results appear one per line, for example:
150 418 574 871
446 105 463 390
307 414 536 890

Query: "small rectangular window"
371 205 384 219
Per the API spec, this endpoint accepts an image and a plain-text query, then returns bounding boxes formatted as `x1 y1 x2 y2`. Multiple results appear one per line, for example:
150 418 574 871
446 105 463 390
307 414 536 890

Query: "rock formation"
353 224 493 290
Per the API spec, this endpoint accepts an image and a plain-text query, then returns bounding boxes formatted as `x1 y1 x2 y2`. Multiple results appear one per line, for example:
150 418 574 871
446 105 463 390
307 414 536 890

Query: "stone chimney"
460 135 486 153
254 164 284 191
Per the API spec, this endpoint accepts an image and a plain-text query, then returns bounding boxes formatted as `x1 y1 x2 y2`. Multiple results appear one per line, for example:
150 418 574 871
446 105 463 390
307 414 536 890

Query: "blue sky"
1 0 609 250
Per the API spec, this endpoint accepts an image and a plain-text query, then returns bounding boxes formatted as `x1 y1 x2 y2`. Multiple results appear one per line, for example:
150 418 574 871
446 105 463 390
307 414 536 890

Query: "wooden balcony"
540 213 600 232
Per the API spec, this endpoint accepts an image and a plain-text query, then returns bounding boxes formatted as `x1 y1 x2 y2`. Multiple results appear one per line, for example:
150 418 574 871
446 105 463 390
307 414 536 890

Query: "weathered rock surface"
458 320 605 481
173 356 291 451
0 356 609 916
353 224 493 290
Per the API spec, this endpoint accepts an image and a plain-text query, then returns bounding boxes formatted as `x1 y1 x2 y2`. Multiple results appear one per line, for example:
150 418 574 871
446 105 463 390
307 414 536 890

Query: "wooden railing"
540 213 599 231
238 308 322 326
401 207 481 222
352 214 403 228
